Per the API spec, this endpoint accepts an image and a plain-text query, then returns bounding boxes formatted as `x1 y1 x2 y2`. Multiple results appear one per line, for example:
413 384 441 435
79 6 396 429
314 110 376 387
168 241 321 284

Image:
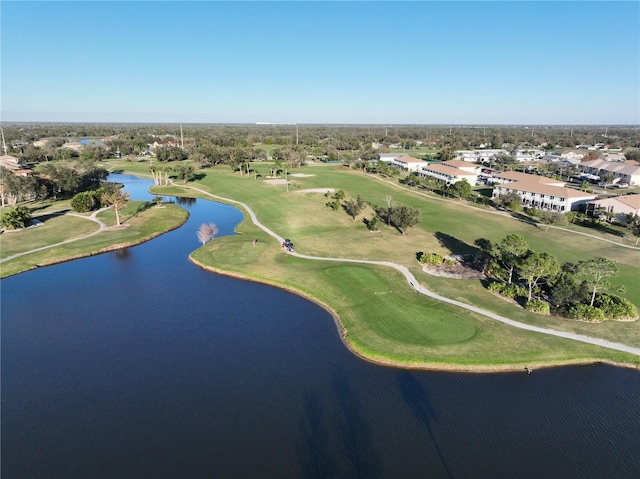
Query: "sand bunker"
290 173 315 177
295 188 335 194
264 179 289 185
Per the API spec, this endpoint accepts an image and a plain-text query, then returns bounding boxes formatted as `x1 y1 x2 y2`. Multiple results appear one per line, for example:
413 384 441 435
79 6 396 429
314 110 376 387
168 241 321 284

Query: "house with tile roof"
0 155 21 170
492 181 597 212
586 194 640 223
579 159 640 186
453 149 508 163
390 156 428 172
417 162 479 185
491 170 565 186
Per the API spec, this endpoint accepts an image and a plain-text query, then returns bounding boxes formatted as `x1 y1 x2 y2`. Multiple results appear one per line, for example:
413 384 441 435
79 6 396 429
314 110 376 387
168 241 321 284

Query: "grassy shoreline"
0 202 189 278
154 161 638 371
189 256 640 373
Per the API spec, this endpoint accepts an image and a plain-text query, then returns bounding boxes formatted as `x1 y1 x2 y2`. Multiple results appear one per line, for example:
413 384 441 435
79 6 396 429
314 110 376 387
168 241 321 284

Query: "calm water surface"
2 175 639 478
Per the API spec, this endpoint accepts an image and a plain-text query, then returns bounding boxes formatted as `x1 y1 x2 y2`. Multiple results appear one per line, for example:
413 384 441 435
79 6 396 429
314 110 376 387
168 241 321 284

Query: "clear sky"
1 1 639 124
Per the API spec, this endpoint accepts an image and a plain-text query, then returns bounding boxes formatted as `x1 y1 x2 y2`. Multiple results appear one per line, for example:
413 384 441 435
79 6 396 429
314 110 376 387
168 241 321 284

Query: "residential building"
586 194 640 223
61 141 83 150
513 149 545 162
149 140 179 150
491 171 565 187
417 162 479 185
602 153 626 162
579 159 640 186
378 153 407 164
391 156 427 172
561 150 587 162
453 149 509 163
492 182 597 212
0 154 21 170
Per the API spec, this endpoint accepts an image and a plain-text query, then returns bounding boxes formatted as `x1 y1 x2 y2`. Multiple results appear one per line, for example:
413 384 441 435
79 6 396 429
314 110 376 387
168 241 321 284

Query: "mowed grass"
1 201 188 278
1 214 98 259
192 225 636 368
113 160 639 367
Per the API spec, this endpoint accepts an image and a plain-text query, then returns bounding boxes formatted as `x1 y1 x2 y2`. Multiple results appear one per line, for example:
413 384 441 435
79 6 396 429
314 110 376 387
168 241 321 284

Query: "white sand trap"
264 179 289 185
290 173 315 177
295 188 335 194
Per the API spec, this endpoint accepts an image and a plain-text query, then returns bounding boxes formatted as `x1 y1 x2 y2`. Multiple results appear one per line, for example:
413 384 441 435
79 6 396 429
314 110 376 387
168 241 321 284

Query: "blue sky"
2 1 639 124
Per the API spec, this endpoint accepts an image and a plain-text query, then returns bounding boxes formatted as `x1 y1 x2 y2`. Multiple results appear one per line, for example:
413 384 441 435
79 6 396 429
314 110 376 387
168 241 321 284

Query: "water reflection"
398 372 452 479
174 196 197 206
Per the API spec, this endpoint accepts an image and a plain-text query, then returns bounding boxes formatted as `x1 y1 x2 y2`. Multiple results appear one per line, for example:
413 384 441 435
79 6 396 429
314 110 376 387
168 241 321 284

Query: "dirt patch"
105 224 132 231
295 188 335 194
422 257 485 279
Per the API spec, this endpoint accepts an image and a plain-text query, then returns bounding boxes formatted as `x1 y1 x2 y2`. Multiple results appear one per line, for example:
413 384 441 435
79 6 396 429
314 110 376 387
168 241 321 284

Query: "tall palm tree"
102 189 130 226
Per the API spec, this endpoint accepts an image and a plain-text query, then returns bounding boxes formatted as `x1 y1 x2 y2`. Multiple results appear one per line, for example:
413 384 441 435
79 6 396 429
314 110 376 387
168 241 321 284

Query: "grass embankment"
118 160 639 370
0 200 188 278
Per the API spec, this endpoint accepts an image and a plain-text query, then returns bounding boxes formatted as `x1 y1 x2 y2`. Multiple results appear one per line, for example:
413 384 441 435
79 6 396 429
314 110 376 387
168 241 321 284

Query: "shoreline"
188 256 640 374
1 210 189 279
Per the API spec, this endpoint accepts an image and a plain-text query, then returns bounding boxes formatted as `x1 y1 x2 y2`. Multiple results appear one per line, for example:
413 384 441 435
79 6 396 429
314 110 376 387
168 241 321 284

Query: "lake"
2 174 639 478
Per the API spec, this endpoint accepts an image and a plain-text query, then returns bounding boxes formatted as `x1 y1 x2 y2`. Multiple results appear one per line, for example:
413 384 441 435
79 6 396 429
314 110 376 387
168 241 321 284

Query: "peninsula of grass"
0 200 188 278
121 161 639 370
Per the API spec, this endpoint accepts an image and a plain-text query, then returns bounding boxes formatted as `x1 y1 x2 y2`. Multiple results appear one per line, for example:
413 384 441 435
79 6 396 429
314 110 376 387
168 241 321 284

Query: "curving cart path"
182 184 640 357
1 208 109 264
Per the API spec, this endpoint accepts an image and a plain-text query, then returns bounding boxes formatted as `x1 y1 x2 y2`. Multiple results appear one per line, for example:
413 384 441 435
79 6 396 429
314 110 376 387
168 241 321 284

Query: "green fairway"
118 160 639 368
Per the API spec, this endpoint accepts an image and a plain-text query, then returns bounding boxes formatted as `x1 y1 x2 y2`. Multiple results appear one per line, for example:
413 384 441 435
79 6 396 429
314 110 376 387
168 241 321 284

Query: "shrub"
500 283 527 299
71 191 99 213
487 281 527 300
525 299 550 314
567 304 606 322
419 253 444 266
1 205 32 229
366 215 380 231
593 293 638 320
326 200 341 211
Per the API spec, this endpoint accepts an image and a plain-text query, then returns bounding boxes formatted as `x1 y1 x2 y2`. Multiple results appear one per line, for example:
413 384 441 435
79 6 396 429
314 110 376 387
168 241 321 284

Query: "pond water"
2 175 639 478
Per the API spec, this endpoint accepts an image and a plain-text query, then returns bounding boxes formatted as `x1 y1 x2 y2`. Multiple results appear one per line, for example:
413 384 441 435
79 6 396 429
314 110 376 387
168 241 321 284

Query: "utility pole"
1 127 8 155
180 124 184 148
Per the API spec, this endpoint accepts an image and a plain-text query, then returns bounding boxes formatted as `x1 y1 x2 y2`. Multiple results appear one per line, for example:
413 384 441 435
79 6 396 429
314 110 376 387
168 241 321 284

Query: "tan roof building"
492 171 565 186
391 156 428 172
0 155 21 170
417 162 479 185
587 194 640 223
492 181 596 212
580 159 640 186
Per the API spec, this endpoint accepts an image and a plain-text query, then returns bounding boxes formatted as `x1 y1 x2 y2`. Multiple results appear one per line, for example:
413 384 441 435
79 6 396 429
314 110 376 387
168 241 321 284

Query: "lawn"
115 159 640 369
0 201 188 278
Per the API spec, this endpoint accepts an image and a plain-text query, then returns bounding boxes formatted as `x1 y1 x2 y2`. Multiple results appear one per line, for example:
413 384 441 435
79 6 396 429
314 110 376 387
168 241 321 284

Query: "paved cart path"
182 184 640 357
1 208 109 264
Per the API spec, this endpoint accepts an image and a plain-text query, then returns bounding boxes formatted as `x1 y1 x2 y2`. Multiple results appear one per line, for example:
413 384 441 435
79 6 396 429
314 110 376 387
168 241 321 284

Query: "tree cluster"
371 196 421 234
477 234 636 321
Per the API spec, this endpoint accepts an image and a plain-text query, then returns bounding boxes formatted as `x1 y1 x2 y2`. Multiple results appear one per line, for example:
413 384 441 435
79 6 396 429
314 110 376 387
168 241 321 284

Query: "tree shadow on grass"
121 201 156 223
434 231 479 256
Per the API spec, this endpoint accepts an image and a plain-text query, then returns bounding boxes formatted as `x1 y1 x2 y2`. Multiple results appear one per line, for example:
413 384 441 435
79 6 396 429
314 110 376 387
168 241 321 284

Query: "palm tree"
102 189 130 226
